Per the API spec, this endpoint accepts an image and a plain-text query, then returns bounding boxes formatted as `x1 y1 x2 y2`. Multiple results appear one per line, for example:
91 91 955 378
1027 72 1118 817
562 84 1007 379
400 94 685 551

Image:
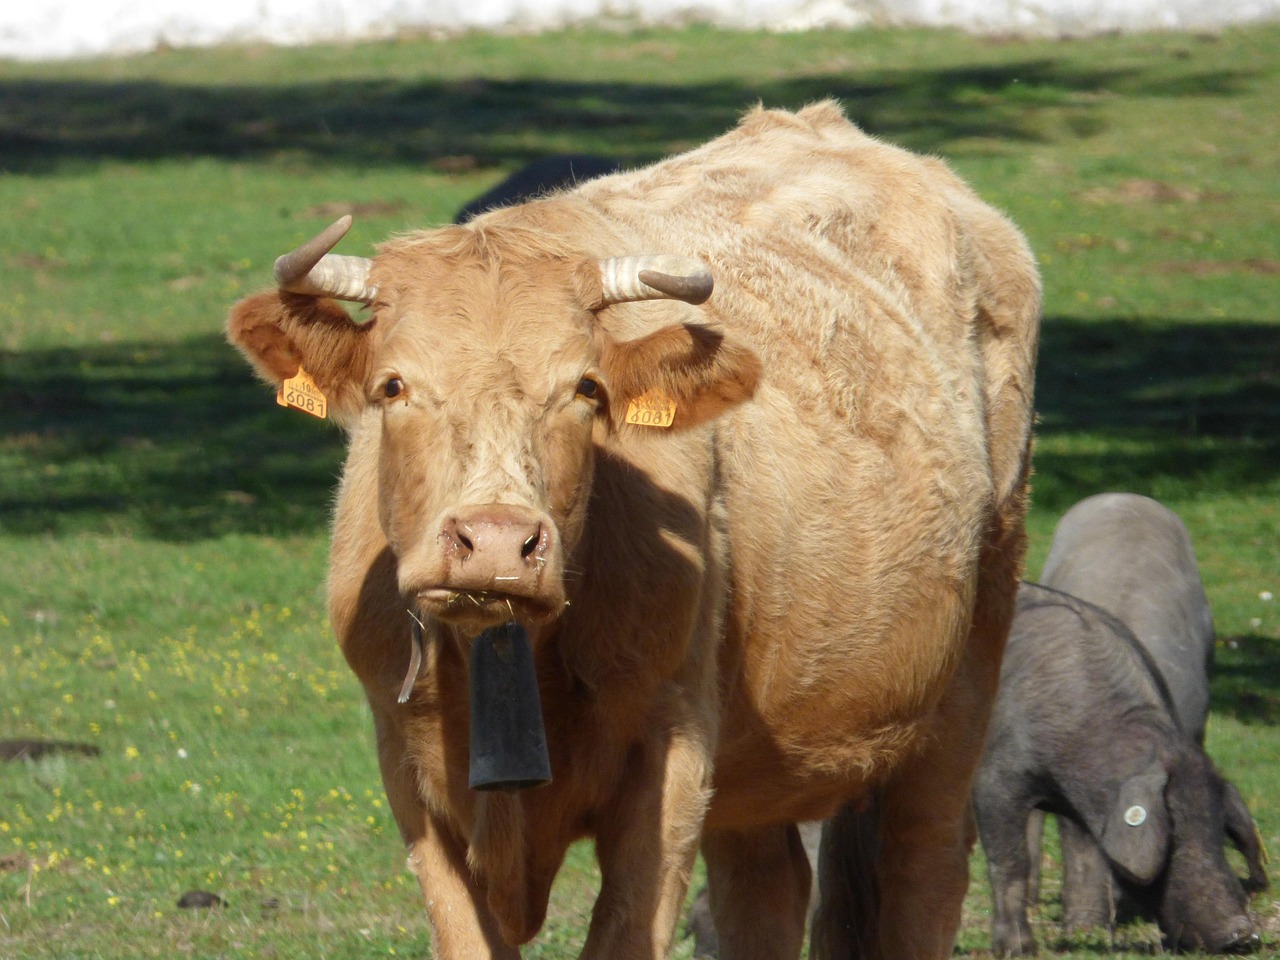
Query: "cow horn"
597 255 713 307
274 215 377 304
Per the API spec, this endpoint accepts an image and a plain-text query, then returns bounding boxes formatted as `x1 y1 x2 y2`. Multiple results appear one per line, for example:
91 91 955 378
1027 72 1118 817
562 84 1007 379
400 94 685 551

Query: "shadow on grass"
1 314 1277 543
0 334 344 540
1211 635 1280 726
1030 315 1280 515
0 58 1258 174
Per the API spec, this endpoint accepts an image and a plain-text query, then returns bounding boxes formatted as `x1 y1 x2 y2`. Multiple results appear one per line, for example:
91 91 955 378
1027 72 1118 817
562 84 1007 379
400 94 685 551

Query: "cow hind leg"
810 798 882 960
858 527 1022 960
702 823 811 960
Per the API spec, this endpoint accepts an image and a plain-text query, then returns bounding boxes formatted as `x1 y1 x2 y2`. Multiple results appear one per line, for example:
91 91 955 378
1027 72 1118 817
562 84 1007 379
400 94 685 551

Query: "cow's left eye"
384 377 405 399
576 377 600 400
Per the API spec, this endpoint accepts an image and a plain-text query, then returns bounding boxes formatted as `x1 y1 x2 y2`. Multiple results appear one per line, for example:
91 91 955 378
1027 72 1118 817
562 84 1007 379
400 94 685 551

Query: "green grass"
2 23 1278 959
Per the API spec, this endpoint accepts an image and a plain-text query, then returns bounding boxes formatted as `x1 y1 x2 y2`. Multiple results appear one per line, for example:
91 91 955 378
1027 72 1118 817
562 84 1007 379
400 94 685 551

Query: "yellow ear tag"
276 368 328 419
625 388 677 429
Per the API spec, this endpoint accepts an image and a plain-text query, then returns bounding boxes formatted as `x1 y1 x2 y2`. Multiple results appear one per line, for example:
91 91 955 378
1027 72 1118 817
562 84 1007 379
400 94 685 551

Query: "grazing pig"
1040 493 1268 912
974 582 1260 956
453 154 621 224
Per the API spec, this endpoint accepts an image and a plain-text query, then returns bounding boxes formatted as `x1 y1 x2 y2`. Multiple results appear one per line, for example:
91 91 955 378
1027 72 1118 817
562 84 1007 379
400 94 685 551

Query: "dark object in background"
177 890 226 909
0 738 100 761
974 582 1260 956
453 154 621 224
1039 493 1269 919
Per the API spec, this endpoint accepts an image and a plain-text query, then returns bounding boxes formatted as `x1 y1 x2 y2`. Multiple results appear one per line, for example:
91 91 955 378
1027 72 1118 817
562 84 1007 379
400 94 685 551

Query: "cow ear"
599 323 760 432
227 291 377 427
1100 766 1171 884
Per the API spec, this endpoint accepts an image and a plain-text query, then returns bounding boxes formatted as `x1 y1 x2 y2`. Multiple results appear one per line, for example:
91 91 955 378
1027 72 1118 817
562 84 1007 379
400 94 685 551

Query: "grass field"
1 23 1278 959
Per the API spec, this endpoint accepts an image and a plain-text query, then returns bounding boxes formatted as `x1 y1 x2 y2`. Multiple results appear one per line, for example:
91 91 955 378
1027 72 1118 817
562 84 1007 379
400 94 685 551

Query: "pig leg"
1025 810 1045 905
1058 816 1113 931
975 792 1038 957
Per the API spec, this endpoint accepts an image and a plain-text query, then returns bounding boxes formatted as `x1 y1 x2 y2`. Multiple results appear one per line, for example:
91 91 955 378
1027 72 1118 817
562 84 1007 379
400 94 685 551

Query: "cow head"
227 216 759 636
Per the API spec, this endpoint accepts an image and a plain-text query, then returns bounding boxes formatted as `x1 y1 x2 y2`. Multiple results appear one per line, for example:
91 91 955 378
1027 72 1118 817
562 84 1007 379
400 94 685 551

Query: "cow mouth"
416 588 562 631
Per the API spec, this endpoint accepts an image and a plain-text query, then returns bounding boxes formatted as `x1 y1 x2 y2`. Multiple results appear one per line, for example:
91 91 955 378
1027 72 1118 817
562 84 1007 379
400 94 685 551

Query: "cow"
974 582 1261 955
225 101 1040 960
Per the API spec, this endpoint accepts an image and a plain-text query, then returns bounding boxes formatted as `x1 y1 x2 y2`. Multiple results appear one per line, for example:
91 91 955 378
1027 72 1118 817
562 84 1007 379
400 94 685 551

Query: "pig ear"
598 323 761 432
227 291 377 428
1100 767 1171 884
1222 779 1270 892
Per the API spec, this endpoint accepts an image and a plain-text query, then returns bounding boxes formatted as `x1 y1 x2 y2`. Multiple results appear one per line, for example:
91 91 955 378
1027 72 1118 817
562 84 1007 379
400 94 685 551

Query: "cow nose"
441 508 549 570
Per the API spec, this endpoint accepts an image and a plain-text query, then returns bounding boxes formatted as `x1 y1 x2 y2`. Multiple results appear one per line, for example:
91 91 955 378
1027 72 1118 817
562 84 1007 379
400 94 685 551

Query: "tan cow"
226 101 1040 960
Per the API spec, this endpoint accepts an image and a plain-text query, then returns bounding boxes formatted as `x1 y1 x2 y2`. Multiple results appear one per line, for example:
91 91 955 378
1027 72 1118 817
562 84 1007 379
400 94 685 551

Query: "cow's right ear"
598 322 761 432
1099 765 1171 884
227 291 377 427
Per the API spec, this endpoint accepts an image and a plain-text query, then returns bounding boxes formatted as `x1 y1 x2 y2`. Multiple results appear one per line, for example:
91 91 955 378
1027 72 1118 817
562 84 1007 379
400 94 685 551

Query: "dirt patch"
1148 259 1280 277
1080 178 1225 205
298 200 408 220
0 739 100 761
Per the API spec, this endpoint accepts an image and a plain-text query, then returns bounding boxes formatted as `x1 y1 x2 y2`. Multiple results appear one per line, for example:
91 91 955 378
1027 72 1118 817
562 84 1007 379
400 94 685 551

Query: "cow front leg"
405 815 522 960
702 823 811 960
580 724 713 960
373 705 519 960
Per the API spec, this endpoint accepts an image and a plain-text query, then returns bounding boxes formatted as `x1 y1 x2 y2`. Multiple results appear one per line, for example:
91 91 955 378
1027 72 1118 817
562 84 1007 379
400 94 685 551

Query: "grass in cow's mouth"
1 21 1278 960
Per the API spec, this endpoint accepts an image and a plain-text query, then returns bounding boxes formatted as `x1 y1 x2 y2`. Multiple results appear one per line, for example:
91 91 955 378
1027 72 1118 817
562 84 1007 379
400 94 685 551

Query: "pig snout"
1172 914 1260 955
1216 916 1260 954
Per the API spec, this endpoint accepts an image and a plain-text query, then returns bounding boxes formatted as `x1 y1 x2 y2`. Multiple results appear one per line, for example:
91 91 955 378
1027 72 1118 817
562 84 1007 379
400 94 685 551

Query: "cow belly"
705 573 976 830
704 402 985 830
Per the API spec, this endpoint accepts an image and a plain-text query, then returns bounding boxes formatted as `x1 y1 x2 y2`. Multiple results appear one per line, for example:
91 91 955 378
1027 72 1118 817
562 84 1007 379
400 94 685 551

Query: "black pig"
1040 493 1268 919
974 582 1260 955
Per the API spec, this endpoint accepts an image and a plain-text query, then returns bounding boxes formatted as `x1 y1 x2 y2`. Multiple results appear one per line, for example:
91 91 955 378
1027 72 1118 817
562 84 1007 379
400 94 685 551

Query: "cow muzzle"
410 503 566 632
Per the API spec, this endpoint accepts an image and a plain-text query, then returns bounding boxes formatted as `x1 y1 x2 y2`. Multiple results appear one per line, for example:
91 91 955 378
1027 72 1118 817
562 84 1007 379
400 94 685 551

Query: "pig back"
1040 493 1214 742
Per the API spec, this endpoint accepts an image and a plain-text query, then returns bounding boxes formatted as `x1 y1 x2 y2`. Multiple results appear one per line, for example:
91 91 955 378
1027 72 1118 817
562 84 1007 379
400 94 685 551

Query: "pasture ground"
1 23 1278 959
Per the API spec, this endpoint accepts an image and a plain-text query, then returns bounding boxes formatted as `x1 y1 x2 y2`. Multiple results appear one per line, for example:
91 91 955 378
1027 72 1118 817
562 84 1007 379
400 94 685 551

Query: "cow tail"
810 795 881 960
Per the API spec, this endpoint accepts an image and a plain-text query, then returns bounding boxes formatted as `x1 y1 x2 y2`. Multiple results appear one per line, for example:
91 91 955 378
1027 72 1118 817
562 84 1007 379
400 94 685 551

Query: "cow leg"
874 526 1024 960
580 722 713 960
372 706 519 960
406 816 523 959
1059 817 1113 931
701 823 811 960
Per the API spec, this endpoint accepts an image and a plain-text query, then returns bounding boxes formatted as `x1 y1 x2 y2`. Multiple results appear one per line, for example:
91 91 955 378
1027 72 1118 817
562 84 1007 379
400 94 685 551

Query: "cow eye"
576 376 600 400
383 377 405 399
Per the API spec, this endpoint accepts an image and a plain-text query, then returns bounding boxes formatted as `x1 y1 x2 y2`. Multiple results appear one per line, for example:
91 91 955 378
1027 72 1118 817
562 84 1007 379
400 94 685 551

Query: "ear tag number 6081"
625 388 677 429
276 368 328 419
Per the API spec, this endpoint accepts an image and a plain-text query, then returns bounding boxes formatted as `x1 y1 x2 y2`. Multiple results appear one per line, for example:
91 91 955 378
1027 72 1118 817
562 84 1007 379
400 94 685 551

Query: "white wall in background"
4 0 1278 61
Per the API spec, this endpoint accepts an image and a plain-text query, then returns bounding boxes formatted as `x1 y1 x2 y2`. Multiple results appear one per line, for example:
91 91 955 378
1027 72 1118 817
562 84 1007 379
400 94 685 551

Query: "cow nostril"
521 531 541 559
442 519 475 556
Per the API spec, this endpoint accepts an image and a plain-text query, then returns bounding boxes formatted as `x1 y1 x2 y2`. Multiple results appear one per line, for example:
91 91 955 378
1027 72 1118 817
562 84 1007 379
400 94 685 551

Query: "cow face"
227 220 759 636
